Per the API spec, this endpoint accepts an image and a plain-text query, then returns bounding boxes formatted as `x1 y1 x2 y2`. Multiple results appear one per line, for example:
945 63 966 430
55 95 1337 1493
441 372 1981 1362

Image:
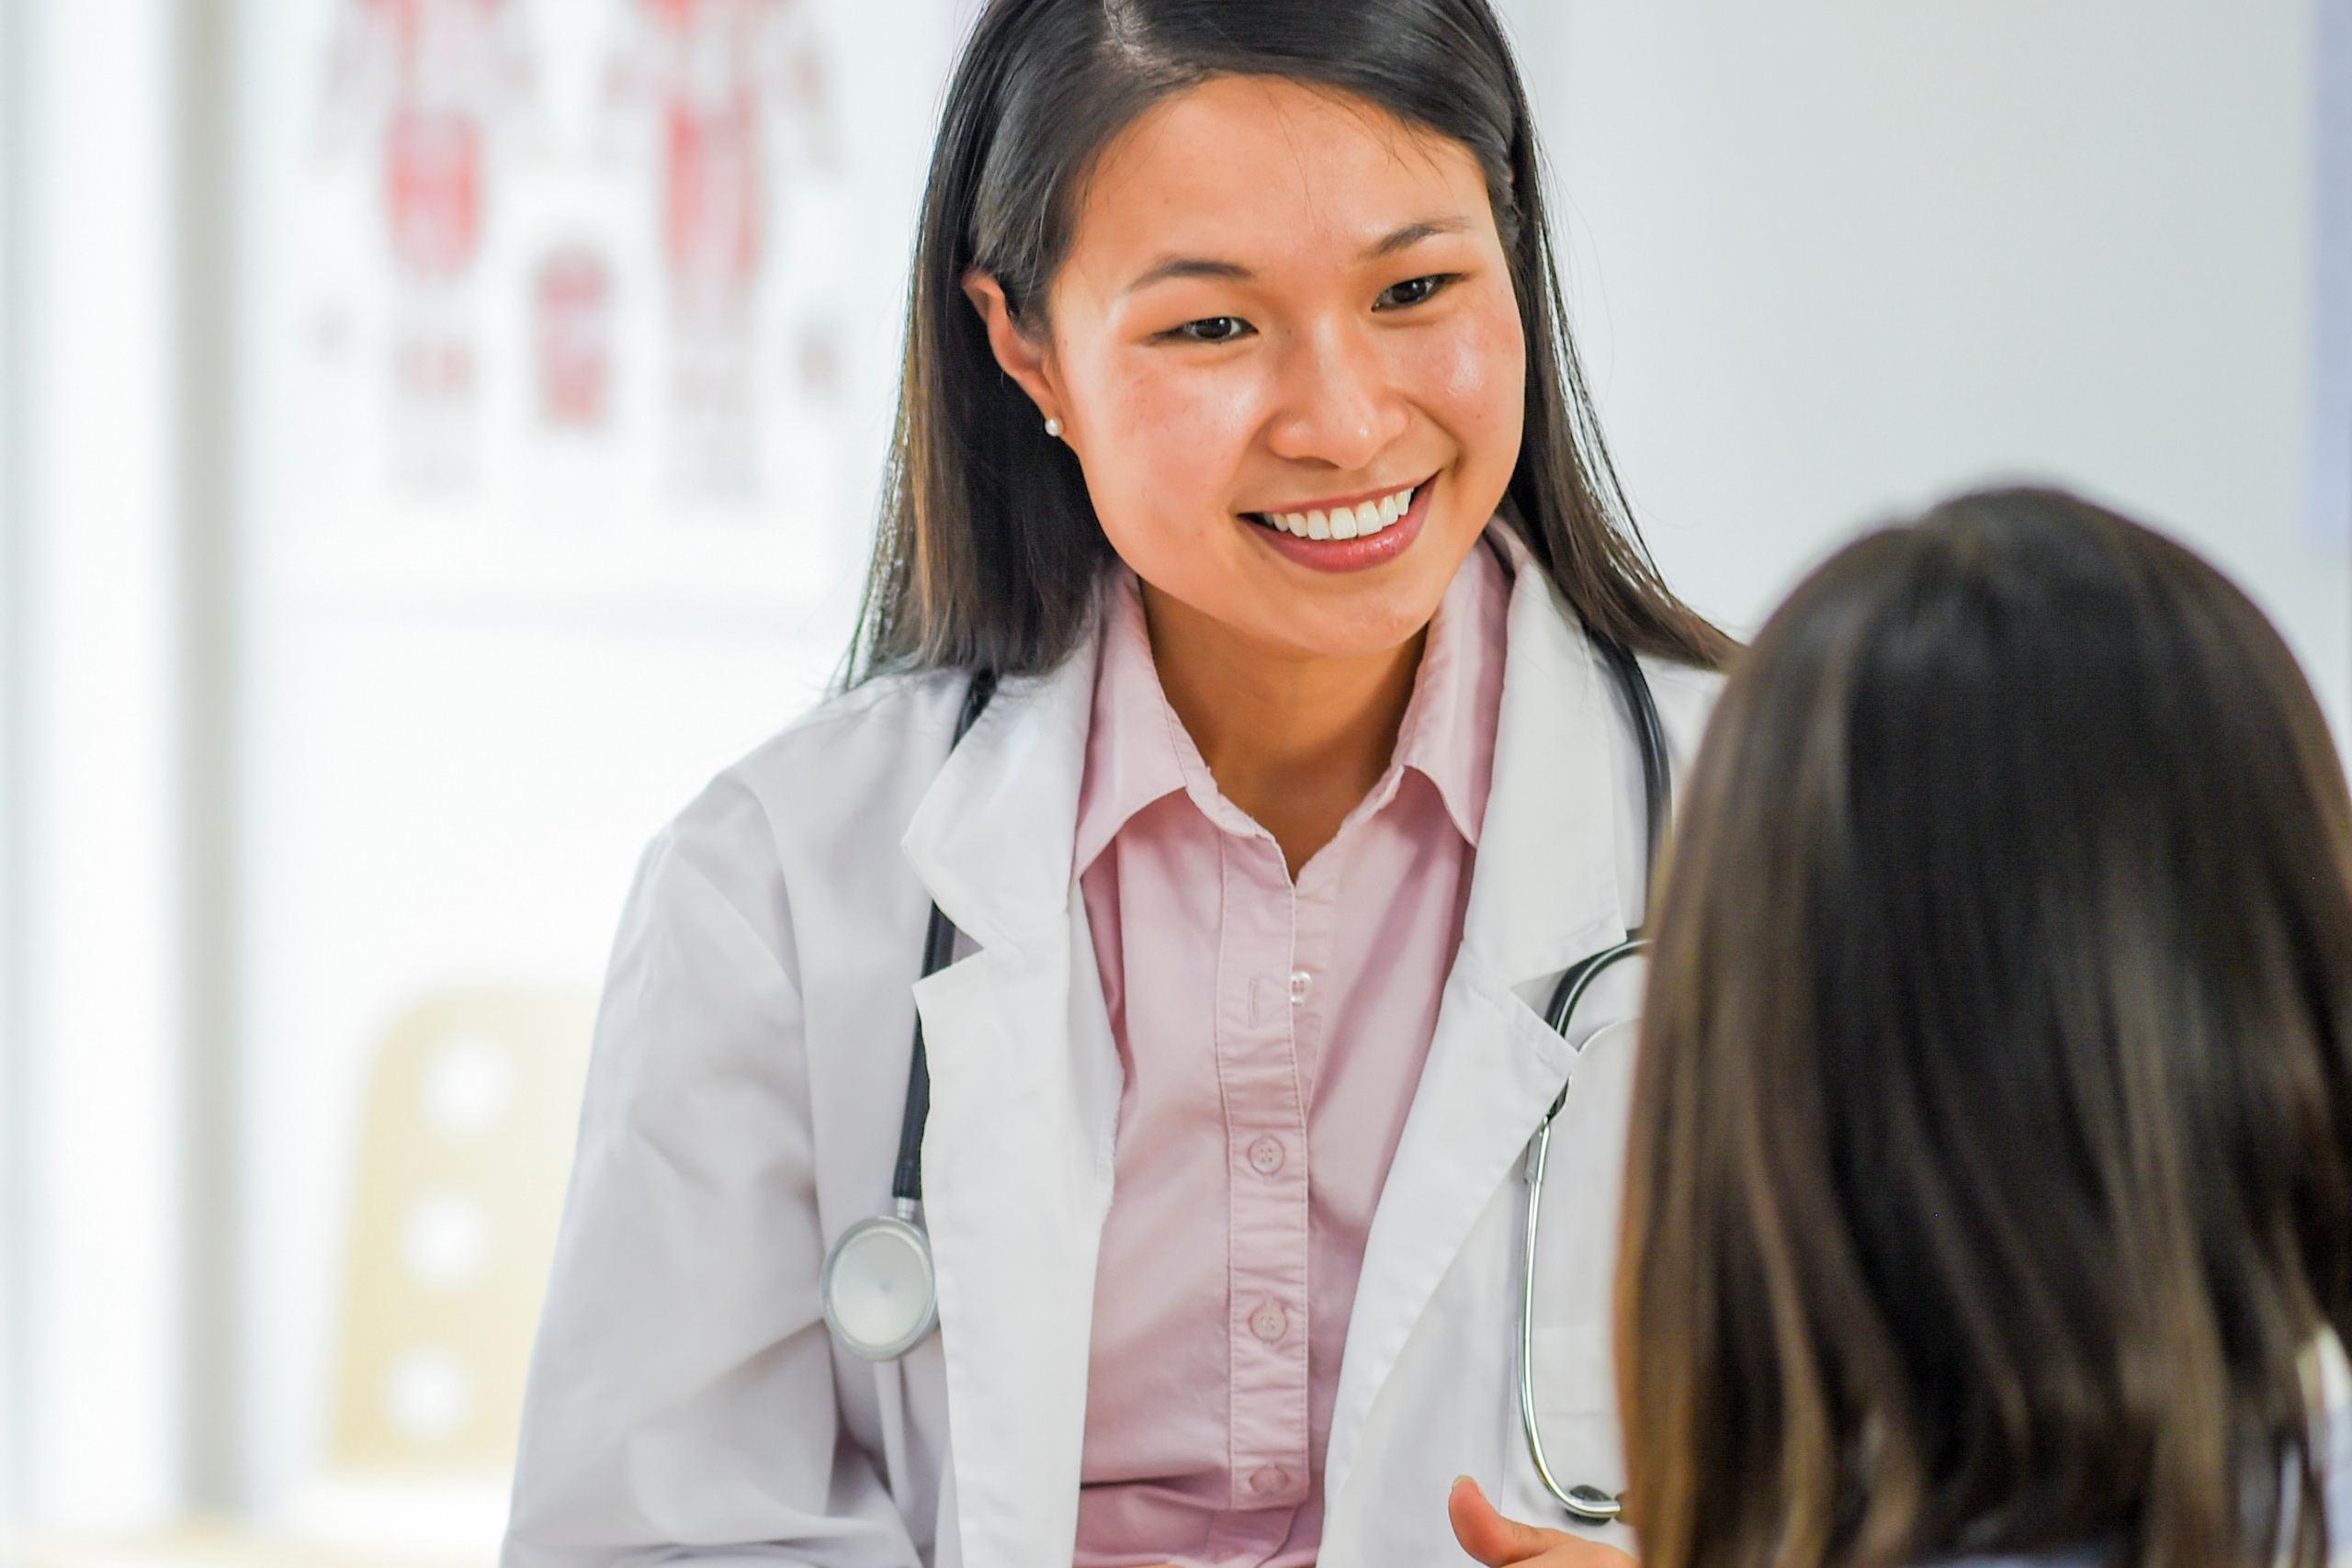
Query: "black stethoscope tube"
889 669 998 1207
1585 631 1669 906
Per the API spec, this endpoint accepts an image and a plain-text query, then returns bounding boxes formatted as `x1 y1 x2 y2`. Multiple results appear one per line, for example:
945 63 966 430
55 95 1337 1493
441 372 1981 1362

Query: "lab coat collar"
899 628 1115 1568
1324 527 1635 1506
1459 525 1630 980
901 630 1100 953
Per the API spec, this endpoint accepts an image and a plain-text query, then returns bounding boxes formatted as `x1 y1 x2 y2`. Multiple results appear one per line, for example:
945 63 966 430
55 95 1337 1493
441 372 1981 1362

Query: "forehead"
1066 75 1491 279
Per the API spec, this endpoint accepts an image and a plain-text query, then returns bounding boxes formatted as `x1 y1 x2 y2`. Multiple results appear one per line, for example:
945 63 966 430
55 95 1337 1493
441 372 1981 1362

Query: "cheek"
1066 353 1261 545
1405 299 1526 470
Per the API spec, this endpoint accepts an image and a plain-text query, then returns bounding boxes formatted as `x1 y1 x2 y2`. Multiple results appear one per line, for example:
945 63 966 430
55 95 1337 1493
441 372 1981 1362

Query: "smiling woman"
505 5 1728 1568
967 78 1516 656
858 4 1728 684
954 71 1550 869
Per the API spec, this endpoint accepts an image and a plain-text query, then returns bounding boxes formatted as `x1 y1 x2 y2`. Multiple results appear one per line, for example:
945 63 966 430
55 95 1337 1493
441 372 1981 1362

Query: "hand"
1448 1475 1637 1567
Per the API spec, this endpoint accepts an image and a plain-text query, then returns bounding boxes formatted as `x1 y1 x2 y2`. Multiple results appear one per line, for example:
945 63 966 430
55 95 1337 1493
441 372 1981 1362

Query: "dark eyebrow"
1365 216 1474 259
1122 255 1255 296
1120 218 1476 297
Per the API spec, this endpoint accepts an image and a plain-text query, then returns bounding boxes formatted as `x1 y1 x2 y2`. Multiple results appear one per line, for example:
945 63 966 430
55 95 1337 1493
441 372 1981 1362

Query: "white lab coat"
504 532 1719 1568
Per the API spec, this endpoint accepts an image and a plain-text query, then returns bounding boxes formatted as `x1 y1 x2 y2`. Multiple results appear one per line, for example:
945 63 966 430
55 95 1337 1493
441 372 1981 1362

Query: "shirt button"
1248 1135 1285 1175
1250 1464 1289 1495
1250 1302 1287 1341
1289 969 1311 1004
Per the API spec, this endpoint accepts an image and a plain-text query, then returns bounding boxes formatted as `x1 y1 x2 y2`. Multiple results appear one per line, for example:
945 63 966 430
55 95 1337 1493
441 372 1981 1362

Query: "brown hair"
1621 488 2352 1568
849 0 1732 682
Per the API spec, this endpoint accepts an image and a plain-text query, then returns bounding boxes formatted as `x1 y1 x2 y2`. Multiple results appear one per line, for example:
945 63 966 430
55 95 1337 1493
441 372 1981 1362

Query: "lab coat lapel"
1323 551 1631 1503
901 642 1121 1568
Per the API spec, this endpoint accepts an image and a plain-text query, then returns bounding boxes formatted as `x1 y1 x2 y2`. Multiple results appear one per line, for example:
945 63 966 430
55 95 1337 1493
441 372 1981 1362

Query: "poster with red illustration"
283 0 931 605
536 246 615 431
324 0 536 489
606 0 838 498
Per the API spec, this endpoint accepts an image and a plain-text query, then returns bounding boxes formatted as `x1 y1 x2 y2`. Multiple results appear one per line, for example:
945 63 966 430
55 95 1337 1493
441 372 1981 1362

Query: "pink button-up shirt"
1069 545 1509 1568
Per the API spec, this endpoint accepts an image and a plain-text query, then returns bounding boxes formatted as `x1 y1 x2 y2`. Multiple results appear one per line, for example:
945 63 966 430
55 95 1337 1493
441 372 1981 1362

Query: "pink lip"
1250 479 1422 517
1242 478 1436 575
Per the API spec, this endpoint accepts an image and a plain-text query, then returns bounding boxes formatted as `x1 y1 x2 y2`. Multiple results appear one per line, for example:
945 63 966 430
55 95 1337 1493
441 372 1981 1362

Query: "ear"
962 269 1067 431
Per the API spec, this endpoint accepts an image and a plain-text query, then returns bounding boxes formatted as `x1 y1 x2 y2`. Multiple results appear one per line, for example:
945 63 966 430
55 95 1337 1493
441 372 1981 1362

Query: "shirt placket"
1214 826 1314 1514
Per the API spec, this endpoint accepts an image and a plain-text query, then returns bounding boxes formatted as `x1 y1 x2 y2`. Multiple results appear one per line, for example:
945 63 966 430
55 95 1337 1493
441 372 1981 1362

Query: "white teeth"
1259 485 1419 541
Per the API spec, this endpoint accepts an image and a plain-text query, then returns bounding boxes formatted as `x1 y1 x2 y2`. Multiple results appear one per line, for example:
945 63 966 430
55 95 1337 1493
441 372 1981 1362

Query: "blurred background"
0 0 2344 1562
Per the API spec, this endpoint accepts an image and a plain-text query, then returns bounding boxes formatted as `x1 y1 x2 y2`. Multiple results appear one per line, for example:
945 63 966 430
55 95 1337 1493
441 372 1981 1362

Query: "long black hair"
850 0 1733 681
1623 487 2352 1568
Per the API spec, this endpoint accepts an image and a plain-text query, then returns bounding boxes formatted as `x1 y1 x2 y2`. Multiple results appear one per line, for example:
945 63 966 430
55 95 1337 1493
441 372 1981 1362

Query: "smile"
1245 480 1420 542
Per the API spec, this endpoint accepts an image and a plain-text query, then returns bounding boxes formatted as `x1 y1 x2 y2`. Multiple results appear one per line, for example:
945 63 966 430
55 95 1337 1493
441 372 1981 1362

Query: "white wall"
1503 0 2350 745
8 0 187 1530
2322 0 2350 548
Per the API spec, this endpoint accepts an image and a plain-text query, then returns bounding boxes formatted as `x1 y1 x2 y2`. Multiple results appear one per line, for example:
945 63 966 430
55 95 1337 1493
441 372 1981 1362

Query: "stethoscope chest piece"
822 671 996 1366
820 1210 938 1360
1561 1485 1622 1522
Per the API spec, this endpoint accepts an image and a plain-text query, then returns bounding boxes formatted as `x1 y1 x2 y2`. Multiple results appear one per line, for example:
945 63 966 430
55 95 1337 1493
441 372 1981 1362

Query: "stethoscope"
818 670 999 1363
820 633 1668 1529
1516 631 1668 1526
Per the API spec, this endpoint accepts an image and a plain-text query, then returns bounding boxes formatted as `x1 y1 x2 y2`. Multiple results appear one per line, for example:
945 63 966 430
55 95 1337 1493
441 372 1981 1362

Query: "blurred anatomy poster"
284 0 870 610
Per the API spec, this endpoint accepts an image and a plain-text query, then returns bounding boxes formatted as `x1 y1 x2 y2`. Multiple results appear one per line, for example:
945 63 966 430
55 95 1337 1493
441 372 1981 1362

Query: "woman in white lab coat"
506 3 1731 1566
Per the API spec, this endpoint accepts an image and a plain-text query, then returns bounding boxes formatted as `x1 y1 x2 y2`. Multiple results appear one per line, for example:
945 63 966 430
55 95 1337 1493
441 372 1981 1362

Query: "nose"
1262 317 1408 472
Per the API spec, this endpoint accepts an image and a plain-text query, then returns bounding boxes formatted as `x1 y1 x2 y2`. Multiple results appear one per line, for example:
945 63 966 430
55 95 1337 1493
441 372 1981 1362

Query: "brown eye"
1375 275 1453 310
1173 316 1253 344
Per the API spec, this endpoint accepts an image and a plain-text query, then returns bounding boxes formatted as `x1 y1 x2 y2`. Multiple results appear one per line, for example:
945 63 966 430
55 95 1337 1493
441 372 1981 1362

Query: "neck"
1140 581 1427 878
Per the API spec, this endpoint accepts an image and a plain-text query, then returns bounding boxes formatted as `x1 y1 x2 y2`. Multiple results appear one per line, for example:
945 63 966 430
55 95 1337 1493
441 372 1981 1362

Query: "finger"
1448 1474 1577 1565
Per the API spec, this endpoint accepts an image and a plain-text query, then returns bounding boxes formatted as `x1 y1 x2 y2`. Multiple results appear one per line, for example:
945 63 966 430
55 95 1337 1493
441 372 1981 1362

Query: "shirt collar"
1071 535 1511 877
1387 533 1508 846
1073 573 1192 877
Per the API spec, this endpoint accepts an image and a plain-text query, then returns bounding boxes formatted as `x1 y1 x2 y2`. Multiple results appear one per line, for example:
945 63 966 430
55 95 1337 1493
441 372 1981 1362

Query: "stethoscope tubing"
820 672 995 1360
1516 638 1668 1525
1521 936 1649 1524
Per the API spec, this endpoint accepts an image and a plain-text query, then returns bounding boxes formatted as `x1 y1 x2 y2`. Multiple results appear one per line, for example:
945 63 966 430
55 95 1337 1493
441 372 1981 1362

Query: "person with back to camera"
1499 487 2351 1568
503 2 1734 1566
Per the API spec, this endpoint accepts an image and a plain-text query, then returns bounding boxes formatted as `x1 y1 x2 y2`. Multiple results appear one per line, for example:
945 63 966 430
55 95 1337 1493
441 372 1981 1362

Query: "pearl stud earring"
1044 417 1063 438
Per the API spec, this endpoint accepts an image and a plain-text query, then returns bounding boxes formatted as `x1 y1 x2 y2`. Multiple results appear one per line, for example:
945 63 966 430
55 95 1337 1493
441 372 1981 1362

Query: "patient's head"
1621 487 2352 1568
